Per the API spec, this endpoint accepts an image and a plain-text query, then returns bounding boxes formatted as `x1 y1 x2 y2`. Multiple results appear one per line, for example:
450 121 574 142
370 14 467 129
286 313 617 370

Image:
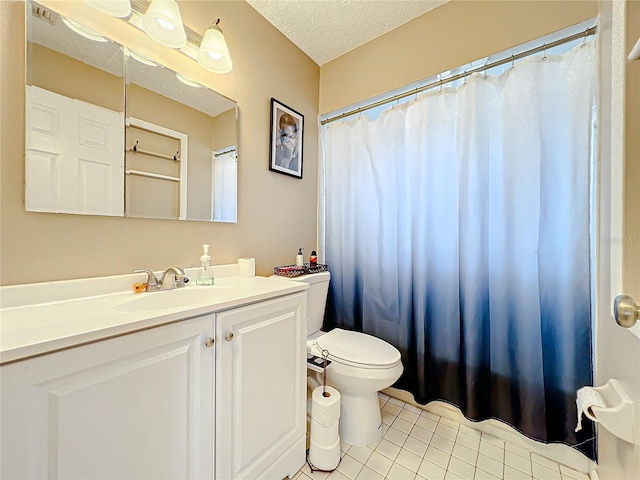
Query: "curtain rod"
214 147 237 157
321 26 597 126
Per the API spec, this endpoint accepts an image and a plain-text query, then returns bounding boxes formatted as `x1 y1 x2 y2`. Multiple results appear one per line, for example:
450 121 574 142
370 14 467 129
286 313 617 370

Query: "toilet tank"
288 272 330 335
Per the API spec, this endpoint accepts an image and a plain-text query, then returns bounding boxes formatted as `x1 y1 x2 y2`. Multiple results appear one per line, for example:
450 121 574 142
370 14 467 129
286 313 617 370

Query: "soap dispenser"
196 244 214 286
296 248 304 267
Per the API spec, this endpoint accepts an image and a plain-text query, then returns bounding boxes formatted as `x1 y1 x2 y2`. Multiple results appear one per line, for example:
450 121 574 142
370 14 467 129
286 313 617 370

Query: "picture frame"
269 98 303 179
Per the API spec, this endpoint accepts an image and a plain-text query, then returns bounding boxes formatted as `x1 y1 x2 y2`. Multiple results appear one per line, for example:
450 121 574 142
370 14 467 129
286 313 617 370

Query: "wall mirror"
25 1 239 223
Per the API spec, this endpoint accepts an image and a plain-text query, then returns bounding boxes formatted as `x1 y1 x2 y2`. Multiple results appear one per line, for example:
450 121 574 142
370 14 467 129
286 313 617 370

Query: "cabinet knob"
205 337 215 348
225 332 234 341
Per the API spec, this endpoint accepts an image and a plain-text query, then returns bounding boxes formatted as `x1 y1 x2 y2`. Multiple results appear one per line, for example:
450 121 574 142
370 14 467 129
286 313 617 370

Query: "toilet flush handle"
225 332 234 341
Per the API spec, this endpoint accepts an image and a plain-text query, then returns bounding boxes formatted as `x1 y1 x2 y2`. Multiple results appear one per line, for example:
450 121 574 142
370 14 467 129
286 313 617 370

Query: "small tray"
273 263 329 277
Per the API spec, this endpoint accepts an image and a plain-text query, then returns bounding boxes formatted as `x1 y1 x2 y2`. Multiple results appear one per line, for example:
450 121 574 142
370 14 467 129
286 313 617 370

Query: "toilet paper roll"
309 437 341 471
310 418 339 446
238 258 255 278
312 386 341 427
575 386 606 432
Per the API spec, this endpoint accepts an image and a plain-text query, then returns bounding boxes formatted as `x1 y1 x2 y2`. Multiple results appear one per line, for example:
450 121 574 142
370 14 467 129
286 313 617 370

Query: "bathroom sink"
114 286 233 312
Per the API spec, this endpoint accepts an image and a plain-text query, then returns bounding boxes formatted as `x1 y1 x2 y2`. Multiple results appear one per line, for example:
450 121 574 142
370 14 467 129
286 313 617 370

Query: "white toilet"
288 271 403 446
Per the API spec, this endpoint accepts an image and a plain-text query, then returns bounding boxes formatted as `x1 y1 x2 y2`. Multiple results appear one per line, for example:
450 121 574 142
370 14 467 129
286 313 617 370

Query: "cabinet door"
216 293 307 480
1 316 214 480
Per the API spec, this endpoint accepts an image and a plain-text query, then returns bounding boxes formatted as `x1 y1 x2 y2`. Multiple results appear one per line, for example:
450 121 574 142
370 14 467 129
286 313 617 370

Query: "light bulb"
157 18 175 31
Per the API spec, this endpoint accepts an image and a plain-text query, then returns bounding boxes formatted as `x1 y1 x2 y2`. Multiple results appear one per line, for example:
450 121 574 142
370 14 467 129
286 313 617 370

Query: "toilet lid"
316 328 401 368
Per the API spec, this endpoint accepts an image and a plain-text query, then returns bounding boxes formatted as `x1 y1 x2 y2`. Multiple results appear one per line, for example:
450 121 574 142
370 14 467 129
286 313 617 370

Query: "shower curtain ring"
483 64 488 80
542 43 548 61
463 71 467 86
511 54 515 71
439 76 444 94
581 28 589 48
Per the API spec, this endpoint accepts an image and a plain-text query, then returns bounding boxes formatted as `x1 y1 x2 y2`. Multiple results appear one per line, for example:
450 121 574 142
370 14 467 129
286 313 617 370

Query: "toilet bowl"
308 328 403 446
276 271 403 446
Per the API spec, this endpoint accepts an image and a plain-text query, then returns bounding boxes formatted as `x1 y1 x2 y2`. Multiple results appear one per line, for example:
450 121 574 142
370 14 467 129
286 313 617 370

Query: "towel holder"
590 379 635 443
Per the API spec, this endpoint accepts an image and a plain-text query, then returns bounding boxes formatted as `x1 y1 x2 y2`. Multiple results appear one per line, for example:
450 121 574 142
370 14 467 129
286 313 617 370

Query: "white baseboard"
383 387 596 476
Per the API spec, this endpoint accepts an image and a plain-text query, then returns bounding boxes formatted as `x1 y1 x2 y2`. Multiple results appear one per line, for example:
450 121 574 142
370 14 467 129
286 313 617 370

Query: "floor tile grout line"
302 396 582 480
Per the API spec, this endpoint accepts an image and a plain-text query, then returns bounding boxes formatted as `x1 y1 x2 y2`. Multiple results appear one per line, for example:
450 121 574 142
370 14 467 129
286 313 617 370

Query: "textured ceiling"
246 0 448 66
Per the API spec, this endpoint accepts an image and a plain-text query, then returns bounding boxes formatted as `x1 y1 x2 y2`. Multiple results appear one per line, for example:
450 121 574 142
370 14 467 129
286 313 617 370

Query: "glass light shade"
83 0 131 17
62 17 108 43
141 0 186 48
127 49 157 66
175 73 202 88
197 25 232 73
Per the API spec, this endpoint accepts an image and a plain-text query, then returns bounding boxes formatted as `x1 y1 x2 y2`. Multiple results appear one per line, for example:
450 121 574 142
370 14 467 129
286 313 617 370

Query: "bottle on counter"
196 244 214 286
309 250 318 267
296 248 304 267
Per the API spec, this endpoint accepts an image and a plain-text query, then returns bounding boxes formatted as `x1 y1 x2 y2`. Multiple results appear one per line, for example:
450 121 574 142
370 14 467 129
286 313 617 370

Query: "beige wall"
29 43 124 112
319 0 598 114
0 0 319 284
213 108 237 152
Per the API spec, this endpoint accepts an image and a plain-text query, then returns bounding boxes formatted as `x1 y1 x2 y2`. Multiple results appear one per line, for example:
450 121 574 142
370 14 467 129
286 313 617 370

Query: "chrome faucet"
160 267 188 289
133 267 188 292
133 269 161 291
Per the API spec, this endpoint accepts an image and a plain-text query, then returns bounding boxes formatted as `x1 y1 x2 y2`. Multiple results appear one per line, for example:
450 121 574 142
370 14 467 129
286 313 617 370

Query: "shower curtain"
324 43 596 458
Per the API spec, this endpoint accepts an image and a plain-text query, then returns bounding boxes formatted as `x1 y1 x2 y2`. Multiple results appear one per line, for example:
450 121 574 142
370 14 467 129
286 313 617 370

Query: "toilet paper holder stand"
587 379 635 443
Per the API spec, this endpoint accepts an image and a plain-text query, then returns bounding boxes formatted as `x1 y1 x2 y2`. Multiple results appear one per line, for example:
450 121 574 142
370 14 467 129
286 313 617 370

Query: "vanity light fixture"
175 73 202 88
141 0 186 48
84 0 232 74
61 17 108 42
83 0 131 18
197 19 232 73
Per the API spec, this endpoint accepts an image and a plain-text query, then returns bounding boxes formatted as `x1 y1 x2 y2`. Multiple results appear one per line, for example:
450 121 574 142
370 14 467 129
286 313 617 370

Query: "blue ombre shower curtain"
324 43 596 459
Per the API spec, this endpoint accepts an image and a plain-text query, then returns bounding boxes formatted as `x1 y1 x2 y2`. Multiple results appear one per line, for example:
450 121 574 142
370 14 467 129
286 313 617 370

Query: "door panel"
25 86 124 216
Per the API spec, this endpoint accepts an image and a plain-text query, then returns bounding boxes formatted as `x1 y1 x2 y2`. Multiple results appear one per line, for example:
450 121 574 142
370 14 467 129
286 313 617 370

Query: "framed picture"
269 98 303 179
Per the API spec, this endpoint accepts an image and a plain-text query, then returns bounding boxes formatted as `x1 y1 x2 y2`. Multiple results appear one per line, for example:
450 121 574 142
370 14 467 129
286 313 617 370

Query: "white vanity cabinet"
1 314 215 480
1 287 307 480
215 292 307 480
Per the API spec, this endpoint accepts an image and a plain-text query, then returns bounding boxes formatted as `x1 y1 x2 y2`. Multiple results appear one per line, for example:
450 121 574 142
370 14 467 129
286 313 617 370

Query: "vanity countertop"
0 274 307 365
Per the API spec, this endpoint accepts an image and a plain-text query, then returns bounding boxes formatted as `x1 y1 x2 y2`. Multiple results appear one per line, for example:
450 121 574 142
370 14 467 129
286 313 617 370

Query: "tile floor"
293 393 590 480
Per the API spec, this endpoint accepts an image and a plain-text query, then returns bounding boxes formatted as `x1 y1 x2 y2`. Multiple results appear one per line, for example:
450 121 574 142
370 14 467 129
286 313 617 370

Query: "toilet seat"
315 328 401 369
